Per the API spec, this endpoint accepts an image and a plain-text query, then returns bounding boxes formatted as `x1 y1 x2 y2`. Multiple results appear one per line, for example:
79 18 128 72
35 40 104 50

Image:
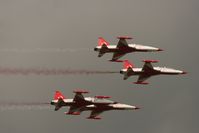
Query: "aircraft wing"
66 105 84 115
135 60 159 84
112 52 126 61
117 36 131 48
112 37 133 60
67 90 89 115
87 109 104 119
73 90 89 103
135 74 151 84
142 60 158 72
73 93 85 102
142 62 154 72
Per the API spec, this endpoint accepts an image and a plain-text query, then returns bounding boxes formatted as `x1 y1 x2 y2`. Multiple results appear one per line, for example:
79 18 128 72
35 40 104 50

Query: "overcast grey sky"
0 0 198 133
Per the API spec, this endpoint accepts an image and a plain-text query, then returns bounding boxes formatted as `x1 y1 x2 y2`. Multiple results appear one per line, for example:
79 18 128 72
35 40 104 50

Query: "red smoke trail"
0 67 119 75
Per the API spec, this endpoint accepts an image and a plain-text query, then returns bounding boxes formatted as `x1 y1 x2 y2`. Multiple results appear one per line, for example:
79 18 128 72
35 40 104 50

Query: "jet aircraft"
51 90 140 119
94 36 163 61
120 60 187 84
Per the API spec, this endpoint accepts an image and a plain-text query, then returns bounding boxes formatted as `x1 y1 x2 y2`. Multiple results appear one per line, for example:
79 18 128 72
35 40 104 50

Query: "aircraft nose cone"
134 106 140 110
182 71 187 74
157 48 163 51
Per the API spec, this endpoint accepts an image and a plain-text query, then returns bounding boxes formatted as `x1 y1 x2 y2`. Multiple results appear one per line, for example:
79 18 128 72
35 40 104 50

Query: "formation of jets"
51 36 186 119
51 90 139 119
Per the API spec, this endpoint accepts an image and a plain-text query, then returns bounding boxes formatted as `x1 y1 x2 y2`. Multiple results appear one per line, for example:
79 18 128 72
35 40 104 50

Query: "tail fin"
123 60 134 80
54 91 65 100
98 37 110 46
123 60 134 69
53 91 66 111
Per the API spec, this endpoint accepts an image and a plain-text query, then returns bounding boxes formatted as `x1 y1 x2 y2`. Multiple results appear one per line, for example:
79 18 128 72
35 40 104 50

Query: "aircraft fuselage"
120 67 186 77
51 97 137 112
94 44 161 53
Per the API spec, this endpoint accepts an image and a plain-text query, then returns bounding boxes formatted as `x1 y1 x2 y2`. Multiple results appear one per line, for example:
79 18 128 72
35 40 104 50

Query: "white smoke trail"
0 67 119 75
0 102 51 111
0 48 91 53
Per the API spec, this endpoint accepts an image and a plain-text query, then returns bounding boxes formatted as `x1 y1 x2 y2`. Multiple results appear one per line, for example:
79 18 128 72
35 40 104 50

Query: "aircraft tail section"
98 37 110 46
123 60 134 69
54 91 65 100
96 37 110 57
124 67 134 80
123 60 134 80
53 91 66 111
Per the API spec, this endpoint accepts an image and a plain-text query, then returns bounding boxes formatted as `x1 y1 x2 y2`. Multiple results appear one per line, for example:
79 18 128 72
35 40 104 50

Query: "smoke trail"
0 48 91 53
0 67 119 76
0 102 51 111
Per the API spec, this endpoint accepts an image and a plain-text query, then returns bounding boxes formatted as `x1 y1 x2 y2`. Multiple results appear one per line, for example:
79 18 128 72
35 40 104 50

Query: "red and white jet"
120 60 187 84
51 90 140 119
94 36 163 61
